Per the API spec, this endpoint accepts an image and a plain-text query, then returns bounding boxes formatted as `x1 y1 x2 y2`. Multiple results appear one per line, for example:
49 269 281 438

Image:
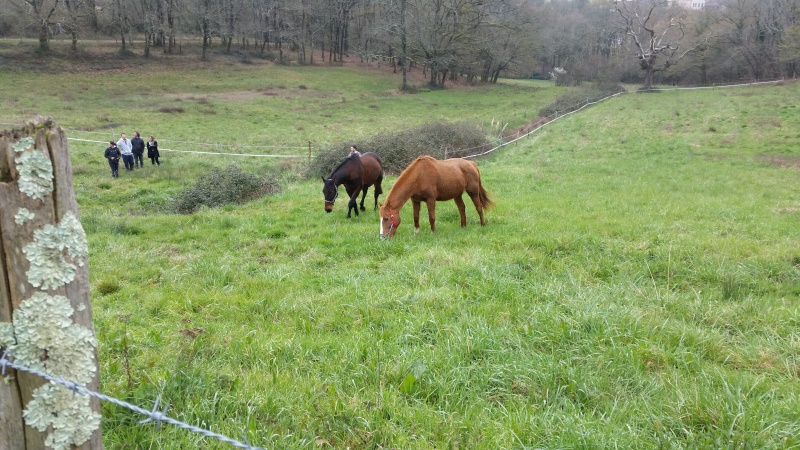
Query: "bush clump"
96 279 121 295
172 165 281 214
538 82 626 118
308 121 490 177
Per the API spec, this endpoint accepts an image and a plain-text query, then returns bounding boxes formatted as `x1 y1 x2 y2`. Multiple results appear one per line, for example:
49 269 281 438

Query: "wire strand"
0 350 264 450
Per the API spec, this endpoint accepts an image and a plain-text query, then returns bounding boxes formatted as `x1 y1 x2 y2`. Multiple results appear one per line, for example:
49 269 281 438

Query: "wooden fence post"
0 117 103 450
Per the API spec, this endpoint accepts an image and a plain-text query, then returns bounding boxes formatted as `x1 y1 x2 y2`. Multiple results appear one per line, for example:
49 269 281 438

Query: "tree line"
1 0 799 88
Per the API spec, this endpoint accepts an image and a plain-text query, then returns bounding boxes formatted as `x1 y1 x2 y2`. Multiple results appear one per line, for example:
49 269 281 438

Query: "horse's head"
378 203 400 238
321 177 338 212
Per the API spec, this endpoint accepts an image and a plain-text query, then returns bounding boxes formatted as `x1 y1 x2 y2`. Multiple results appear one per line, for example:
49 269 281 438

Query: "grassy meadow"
2 43 800 449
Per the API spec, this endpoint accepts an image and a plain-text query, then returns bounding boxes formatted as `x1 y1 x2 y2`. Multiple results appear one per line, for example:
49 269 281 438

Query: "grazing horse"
322 152 384 218
379 155 493 238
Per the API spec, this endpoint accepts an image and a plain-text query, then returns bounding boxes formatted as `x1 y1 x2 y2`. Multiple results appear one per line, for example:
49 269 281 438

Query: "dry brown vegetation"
760 155 800 169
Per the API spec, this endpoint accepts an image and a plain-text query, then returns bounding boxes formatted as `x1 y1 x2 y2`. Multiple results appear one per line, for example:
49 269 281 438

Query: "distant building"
671 0 727 9
672 0 705 9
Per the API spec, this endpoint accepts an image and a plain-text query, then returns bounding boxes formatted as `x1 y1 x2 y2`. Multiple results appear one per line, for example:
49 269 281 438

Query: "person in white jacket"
117 133 134 171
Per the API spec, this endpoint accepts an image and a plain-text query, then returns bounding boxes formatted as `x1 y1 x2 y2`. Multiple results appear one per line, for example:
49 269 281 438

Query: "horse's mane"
328 154 361 178
394 156 435 184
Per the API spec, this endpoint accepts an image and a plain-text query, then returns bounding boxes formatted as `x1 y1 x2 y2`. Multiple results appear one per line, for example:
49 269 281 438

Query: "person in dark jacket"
104 141 121 178
131 131 145 168
147 135 161 166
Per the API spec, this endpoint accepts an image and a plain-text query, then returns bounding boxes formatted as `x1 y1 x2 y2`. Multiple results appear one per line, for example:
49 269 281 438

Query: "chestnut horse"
379 156 493 238
322 152 384 218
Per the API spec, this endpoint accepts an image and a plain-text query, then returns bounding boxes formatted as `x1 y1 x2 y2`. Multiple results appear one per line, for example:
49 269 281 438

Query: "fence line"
459 78 786 160
0 123 311 158
0 350 264 450
0 78 787 162
64 129 310 150
66 137 308 158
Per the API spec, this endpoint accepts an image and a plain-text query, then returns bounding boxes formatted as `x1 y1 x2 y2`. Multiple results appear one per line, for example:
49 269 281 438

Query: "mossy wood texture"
0 118 103 450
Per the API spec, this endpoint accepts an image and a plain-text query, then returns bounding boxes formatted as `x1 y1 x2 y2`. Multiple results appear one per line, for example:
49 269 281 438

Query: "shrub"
307 121 490 177
171 165 281 214
538 82 626 118
96 279 121 295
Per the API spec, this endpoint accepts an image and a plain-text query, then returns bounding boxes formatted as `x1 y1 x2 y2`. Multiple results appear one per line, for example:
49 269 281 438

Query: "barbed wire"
0 350 264 450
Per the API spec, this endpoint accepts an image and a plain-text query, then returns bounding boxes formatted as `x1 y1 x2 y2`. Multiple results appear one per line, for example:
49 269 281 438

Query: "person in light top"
117 133 134 171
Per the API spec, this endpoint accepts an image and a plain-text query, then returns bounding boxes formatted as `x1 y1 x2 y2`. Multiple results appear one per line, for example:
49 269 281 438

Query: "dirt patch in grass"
166 88 329 103
74 122 124 131
760 155 800 169
159 106 185 113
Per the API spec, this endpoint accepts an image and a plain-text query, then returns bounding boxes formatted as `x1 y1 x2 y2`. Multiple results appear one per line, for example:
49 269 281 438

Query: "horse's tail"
471 162 494 210
479 182 494 210
375 172 384 196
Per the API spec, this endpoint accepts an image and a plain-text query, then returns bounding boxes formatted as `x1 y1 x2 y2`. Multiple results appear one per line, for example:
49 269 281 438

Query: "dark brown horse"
379 156 493 238
322 152 384 218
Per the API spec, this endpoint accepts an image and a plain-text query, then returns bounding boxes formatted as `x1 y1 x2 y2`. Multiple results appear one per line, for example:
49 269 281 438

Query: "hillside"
2 58 800 448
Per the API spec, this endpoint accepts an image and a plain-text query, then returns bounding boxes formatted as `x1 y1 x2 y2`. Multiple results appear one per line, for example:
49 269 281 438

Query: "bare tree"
201 0 213 59
112 0 132 51
781 21 800 77
475 0 537 82
707 0 797 81
410 0 487 87
9 0 60 52
613 0 705 89
381 0 410 88
59 0 95 51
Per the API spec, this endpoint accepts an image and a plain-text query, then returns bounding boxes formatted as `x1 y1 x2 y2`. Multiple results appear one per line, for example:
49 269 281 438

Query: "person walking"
104 141 121 178
147 135 161 166
131 131 145 168
117 133 134 171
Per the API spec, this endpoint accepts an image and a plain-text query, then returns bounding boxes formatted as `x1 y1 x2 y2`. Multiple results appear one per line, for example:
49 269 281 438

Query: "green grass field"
2 47 800 448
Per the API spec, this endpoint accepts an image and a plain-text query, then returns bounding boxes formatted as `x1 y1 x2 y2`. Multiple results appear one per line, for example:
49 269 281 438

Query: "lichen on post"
23 211 88 291
12 293 101 450
0 117 103 450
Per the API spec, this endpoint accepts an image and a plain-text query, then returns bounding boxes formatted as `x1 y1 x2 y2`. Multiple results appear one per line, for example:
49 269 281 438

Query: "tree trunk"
88 0 98 32
166 0 175 54
644 65 655 90
202 0 211 61
0 117 103 450
400 0 407 90
38 20 49 52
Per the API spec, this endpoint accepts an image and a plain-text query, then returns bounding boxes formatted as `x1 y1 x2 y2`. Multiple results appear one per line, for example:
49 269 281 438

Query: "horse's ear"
321 177 325 183
379 202 383 208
